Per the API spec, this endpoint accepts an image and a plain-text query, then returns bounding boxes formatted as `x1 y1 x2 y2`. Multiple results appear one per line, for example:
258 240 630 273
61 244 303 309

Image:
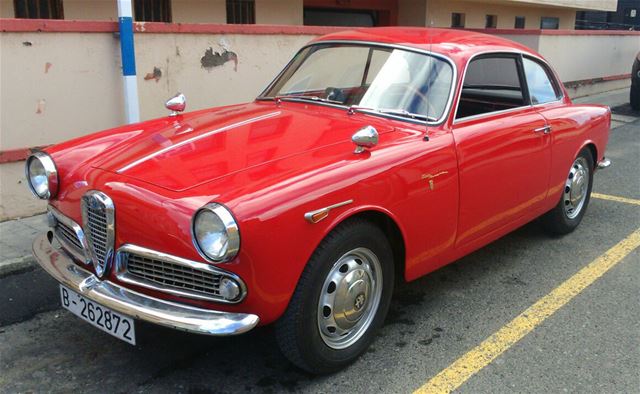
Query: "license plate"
60 285 136 345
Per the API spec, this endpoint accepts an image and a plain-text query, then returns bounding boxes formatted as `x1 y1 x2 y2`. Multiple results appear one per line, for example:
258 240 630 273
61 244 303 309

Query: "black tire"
541 148 594 235
631 84 640 111
275 219 394 374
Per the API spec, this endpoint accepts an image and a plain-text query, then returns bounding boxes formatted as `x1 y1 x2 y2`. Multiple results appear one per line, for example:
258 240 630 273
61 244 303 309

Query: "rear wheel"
631 83 640 111
541 148 594 235
275 219 394 374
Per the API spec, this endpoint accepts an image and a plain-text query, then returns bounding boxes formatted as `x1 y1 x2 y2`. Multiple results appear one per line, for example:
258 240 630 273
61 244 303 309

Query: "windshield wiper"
348 105 438 122
275 95 343 105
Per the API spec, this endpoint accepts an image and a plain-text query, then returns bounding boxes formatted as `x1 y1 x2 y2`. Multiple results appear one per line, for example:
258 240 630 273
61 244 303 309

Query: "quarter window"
523 57 560 104
456 55 525 119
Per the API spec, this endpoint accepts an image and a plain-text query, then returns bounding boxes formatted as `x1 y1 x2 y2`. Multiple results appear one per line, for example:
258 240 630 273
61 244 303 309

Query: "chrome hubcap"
317 247 382 350
563 157 590 219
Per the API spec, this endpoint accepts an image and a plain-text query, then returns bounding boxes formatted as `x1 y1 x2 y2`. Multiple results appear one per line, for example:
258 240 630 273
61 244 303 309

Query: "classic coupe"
27 27 611 373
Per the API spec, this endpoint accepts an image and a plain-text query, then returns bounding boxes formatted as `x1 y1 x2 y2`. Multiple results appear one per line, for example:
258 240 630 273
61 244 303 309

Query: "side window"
523 58 560 104
456 56 525 120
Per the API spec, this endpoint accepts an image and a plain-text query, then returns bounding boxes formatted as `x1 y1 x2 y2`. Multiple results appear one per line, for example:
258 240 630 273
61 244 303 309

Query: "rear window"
523 57 561 104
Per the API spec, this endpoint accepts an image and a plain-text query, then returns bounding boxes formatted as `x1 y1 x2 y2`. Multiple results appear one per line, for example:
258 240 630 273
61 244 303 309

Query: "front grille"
86 204 108 263
81 191 115 277
55 220 83 251
123 252 223 297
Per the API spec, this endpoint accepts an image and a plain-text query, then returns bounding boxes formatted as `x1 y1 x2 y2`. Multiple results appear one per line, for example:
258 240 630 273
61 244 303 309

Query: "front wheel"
275 219 394 374
541 148 594 235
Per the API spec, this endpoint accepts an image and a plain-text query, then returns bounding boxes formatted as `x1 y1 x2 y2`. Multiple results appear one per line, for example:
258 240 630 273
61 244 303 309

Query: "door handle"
534 125 552 134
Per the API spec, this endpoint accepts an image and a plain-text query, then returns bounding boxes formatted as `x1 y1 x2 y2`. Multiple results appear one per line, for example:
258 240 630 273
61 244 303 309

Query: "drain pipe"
117 0 140 123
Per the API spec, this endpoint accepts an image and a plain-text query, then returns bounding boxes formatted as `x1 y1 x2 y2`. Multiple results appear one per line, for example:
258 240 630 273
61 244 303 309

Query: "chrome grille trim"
115 244 247 304
48 205 90 264
81 191 115 278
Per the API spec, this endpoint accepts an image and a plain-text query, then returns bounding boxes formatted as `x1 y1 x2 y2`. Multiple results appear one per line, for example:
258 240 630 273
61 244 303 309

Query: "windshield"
261 44 454 122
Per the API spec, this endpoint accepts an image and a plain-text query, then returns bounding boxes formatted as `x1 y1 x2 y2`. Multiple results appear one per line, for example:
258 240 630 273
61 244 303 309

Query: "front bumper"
32 232 259 336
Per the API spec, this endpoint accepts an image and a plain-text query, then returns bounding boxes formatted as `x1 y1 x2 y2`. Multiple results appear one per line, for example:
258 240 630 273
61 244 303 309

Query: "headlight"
192 203 240 263
25 152 58 199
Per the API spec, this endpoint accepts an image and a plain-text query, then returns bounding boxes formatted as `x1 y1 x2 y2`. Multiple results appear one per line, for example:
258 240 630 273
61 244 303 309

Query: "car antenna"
424 20 434 141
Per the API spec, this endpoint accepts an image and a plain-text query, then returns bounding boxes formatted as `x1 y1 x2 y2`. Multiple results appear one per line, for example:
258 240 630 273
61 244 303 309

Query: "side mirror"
165 93 186 116
352 125 378 154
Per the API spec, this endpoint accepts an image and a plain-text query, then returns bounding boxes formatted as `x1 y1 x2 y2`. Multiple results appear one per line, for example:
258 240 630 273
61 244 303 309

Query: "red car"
27 27 611 373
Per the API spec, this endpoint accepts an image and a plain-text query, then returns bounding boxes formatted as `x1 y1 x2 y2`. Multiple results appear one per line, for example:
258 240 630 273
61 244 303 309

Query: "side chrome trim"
452 50 565 125
32 233 259 336
304 200 353 224
48 205 91 265
115 244 247 304
257 40 458 127
597 158 611 170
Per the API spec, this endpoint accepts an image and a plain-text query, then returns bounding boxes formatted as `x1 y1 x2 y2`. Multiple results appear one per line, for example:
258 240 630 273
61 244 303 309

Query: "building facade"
1 0 619 29
576 0 639 29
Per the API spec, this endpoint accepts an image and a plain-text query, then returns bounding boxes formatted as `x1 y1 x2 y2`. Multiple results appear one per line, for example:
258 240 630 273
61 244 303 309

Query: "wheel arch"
325 208 407 284
583 142 597 166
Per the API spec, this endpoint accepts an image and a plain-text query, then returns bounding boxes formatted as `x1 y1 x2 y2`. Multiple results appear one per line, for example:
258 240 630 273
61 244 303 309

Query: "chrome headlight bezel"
192 203 240 263
25 152 59 200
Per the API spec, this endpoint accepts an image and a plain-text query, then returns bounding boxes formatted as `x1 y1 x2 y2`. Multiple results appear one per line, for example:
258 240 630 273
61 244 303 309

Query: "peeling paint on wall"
144 67 162 82
35 99 46 114
201 48 238 72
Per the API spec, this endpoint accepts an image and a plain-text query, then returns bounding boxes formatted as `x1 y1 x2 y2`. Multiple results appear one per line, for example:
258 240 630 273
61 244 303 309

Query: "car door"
452 53 551 246
520 55 573 204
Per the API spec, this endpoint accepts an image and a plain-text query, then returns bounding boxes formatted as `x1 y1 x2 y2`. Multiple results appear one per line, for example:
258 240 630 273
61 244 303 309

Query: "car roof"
311 27 541 62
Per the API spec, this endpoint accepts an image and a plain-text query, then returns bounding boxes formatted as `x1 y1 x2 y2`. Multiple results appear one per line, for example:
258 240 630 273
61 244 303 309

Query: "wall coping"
1 18 639 36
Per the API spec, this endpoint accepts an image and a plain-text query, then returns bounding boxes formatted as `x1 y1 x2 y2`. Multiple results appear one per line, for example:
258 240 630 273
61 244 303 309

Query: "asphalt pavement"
0 101 638 393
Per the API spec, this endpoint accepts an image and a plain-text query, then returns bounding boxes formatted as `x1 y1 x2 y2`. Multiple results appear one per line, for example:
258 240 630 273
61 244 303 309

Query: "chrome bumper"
597 158 611 170
32 232 259 336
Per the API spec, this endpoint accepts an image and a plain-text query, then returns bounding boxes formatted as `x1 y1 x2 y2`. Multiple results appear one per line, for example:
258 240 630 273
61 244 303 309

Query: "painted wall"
424 0 578 29
398 0 426 26
0 24 637 220
0 27 316 219
64 0 118 20
256 0 303 25
173 0 226 24
0 0 13 18
538 34 639 82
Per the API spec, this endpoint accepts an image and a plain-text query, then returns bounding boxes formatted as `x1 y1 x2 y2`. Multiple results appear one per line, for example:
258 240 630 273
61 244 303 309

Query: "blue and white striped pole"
117 0 140 123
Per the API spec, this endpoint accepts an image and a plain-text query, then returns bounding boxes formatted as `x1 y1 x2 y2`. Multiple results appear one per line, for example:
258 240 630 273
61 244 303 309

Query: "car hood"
92 102 393 192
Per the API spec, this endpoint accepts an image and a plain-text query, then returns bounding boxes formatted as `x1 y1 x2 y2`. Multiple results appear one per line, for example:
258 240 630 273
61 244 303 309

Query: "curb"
0 255 37 278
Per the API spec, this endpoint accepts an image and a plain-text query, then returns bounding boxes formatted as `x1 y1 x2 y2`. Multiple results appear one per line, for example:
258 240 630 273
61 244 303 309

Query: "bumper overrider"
32 232 259 335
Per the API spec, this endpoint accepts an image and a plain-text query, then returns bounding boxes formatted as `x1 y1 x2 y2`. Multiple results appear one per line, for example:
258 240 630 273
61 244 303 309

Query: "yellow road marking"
592 193 640 206
414 228 640 394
